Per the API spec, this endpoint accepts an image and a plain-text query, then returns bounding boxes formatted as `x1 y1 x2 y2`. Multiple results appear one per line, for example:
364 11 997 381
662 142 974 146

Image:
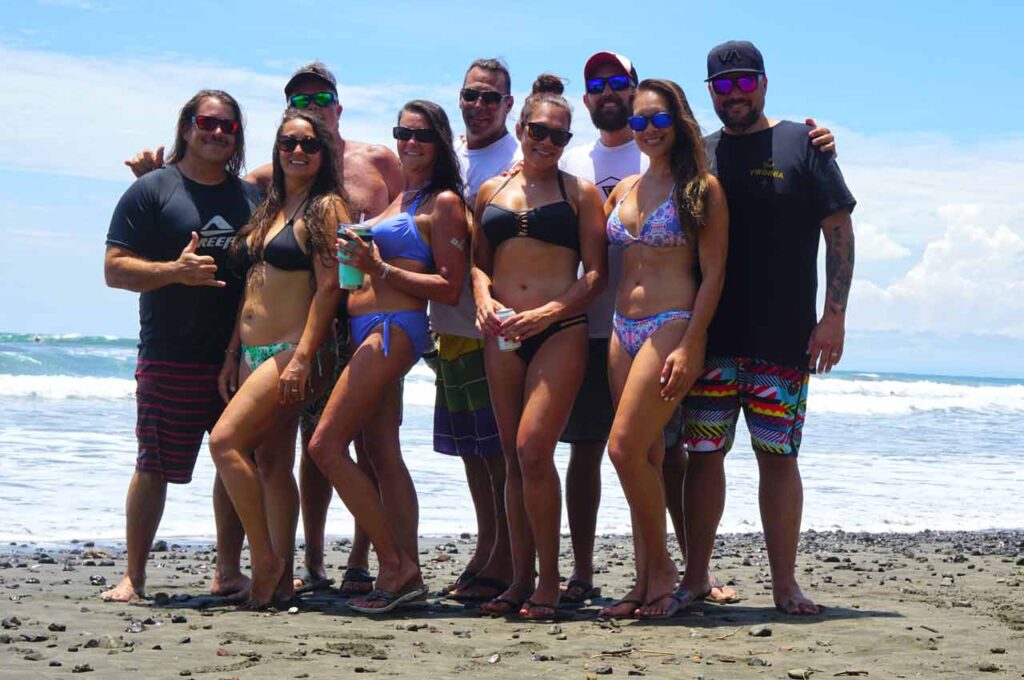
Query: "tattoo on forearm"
825 224 855 314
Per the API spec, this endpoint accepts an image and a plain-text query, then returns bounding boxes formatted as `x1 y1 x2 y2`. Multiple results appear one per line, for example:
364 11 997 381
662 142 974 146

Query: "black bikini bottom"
515 314 588 364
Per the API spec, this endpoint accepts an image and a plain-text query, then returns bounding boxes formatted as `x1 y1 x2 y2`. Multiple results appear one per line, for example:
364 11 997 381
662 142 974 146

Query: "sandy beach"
1 530 1021 679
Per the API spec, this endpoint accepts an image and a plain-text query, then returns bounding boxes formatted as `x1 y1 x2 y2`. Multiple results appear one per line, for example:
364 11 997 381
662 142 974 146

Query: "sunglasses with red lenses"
710 74 761 96
276 135 323 154
192 115 240 135
525 122 573 148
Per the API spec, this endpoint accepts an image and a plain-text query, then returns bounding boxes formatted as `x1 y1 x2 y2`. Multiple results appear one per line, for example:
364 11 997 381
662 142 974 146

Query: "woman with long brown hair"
599 78 728 619
209 110 347 609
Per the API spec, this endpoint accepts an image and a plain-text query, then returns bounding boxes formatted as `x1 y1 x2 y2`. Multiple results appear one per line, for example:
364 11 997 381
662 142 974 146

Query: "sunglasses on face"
710 74 761 96
460 88 508 106
192 115 239 135
628 112 673 132
276 135 323 154
393 126 439 143
288 91 338 109
525 122 573 148
585 75 633 95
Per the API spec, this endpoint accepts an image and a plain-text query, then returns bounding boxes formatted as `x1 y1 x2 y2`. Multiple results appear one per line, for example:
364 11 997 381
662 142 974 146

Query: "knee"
516 439 552 482
306 432 332 469
606 436 637 474
208 425 235 464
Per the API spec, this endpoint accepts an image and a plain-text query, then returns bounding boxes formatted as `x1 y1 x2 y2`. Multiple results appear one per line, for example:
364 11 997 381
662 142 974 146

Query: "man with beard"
125 63 404 597
433 58 519 602
559 51 835 608
677 40 856 615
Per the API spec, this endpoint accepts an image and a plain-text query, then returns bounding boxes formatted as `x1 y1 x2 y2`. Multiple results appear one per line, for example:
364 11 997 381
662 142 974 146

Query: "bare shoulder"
323 193 351 222
245 162 273 190
434 189 466 212
345 139 398 167
609 173 641 203
703 172 725 200
476 176 504 204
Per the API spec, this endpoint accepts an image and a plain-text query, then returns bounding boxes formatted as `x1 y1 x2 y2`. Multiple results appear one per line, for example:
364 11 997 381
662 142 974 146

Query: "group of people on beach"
102 40 856 621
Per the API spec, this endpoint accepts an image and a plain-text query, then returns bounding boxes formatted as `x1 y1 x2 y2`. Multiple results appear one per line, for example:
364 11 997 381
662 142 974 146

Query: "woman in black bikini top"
470 74 607 620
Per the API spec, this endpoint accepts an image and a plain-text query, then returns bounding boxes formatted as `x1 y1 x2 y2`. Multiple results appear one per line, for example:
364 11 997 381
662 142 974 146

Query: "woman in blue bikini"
306 100 468 614
210 110 348 609
599 79 727 620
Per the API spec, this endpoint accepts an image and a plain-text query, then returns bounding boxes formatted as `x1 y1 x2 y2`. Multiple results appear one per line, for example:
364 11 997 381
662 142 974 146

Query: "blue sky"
1 0 1022 377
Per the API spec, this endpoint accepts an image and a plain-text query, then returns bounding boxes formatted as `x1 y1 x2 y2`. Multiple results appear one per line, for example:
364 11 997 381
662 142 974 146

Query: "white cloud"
856 222 911 261
0 45 458 182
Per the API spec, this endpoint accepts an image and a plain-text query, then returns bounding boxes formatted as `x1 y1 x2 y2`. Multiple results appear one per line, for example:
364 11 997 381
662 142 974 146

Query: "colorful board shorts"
135 360 224 484
433 334 502 457
682 356 810 456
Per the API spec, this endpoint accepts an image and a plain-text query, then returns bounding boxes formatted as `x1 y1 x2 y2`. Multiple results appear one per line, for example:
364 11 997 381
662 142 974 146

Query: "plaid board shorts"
682 356 810 456
433 334 502 457
135 360 224 484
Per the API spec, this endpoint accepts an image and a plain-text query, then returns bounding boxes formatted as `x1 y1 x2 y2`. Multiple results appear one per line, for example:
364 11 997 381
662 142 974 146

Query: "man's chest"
341 163 390 218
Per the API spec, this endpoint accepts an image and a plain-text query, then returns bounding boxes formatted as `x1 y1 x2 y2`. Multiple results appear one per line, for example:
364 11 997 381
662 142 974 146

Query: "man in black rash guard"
676 41 856 615
102 90 262 603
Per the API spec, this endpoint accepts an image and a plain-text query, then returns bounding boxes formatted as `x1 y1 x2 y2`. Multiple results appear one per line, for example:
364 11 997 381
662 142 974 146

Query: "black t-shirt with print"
705 121 856 369
106 165 263 363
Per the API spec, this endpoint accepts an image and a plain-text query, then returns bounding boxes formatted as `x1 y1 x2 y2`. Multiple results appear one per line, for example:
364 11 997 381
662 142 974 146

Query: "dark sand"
1 530 1022 678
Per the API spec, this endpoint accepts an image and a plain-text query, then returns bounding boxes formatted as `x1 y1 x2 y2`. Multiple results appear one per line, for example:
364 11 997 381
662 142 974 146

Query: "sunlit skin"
583 63 634 141
709 71 769 134
472 100 608 620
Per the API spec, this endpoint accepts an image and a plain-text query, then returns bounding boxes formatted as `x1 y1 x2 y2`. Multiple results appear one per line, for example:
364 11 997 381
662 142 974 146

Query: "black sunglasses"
460 88 508 106
525 122 573 148
276 135 322 154
288 91 338 109
393 126 439 143
585 75 633 95
192 115 239 135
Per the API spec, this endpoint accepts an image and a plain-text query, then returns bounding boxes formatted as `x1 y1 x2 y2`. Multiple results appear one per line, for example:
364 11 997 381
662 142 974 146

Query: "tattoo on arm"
825 222 855 315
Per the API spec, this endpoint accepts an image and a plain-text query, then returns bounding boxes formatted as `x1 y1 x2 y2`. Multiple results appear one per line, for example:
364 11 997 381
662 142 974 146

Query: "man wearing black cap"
676 40 856 615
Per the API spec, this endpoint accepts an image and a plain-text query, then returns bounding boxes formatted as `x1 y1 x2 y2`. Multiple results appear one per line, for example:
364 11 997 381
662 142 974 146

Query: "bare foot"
100 575 144 602
774 583 823 615
520 598 558 620
247 554 286 608
635 562 679 619
211 572 251 603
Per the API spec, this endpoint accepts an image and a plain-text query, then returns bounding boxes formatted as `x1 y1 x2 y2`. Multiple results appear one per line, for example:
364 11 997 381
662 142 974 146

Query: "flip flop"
481 596 524 618
637 588 708 620
775 598 825 616
560 579 601 605
520 599 560 621
440 570 478 595
339 567 375 595
449 576 510 603
706 578 740 604
598 597 643 620
347 584 430 615
294 570 335 595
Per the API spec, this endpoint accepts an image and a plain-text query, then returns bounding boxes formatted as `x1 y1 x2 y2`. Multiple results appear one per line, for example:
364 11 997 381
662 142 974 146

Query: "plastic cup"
496 308 520 351
337 224 372 290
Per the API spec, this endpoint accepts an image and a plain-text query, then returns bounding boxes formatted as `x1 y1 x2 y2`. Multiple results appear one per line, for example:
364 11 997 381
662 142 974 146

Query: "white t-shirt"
430 132 521 338
560 138 647 339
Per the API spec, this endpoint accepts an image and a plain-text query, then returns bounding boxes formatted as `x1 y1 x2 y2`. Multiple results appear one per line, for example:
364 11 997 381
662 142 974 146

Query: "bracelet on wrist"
378 262 392 280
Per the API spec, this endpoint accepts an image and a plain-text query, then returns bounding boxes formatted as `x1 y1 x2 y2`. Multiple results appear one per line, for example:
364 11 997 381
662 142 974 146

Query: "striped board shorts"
682 356 809 457
134 360 225 484
433 334 502 457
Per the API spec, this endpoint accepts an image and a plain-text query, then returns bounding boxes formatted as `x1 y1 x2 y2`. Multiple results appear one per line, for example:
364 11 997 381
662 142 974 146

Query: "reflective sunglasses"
288 91 338 109
192 115 239 135
525 122 573 148
460 88 508 106
628 112 673 132
392 126 439 143
276 135 323 154
585 75 633 95
710 74 761 96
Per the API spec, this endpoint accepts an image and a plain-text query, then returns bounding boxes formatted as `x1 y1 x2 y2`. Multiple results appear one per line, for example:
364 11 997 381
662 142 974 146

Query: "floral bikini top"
606 179 689 248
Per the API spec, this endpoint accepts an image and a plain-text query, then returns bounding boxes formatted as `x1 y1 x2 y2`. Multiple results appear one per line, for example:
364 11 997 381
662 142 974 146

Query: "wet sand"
1 530 1021 678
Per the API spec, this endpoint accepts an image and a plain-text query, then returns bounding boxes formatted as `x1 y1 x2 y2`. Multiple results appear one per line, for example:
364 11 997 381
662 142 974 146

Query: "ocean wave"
0 333 135 347
0 374 135 400
3 368 1022 415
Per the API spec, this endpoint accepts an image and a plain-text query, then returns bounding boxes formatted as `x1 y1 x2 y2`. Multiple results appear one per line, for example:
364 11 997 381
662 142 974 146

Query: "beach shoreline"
1 530 1021 678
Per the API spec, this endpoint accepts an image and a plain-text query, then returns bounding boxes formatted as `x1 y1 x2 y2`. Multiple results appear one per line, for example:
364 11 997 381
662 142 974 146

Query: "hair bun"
532 73 565 96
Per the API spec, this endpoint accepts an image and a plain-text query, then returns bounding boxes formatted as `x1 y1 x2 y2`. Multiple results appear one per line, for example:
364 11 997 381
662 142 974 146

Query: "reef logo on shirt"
197 216 236 250
595 175 623 199
750 159 784 180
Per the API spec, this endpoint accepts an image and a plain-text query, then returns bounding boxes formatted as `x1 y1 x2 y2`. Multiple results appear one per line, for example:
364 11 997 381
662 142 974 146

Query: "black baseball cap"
705 40 765 81
284 61 338 97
